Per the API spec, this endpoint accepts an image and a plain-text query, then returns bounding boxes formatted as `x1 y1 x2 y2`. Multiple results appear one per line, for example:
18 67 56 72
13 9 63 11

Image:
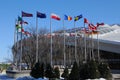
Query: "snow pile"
86 78 106 80
16 76 48 80
0 74 14 80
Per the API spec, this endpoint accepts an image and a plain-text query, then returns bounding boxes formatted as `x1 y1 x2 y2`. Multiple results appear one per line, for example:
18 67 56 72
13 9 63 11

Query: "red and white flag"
84 18 89 24
88 23 97 31
51 13 61 20
97 23 104 27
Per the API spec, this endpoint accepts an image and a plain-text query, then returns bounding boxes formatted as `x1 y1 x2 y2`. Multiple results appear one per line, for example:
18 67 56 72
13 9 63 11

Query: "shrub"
69 61 80 80
80 60 100 79
98 62 112 80
61 67 69 80
30 62 43 79
45 63 55 79
88 60 100 79
54 67 60 79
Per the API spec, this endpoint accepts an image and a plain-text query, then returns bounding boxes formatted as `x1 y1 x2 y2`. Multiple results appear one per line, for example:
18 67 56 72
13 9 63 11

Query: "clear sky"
0 0 120 62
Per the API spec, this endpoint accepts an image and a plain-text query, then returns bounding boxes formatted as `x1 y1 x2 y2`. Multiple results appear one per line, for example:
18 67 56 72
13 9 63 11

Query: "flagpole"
74 21 77 62
89 32 92 60
20 15 23 71
63 19 66 67
16 19 19 68
14 19 17 64
84 23 87 62
91 31 94 60
36 14 38 63
50 18 53 66
97 30 100 61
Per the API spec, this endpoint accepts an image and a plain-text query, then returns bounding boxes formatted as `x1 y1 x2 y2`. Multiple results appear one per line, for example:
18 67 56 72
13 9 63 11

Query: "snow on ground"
0 74 49 80
0 74 106 80
0 74 48 80
86 78 106 80
0 74 14 80
16 76 48 80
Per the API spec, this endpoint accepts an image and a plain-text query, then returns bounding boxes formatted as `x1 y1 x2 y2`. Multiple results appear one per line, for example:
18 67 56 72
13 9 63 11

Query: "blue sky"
0 0 120 62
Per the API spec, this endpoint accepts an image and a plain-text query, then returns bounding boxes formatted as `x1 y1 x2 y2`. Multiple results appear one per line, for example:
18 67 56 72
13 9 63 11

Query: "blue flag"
74 14 83 21
64 15 72 21
37 11 46 18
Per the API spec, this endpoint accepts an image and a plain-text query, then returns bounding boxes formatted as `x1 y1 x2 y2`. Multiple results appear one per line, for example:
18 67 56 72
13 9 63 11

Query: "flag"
74 14 83 21
18 28 24 33
16 24 21 30
51 13 61 20
64 15 72 21
24 31 32 36
37 11 46 18
88 23 97 31
84 18 89 24
20 21 28 25
97 23 104 27
22 11 33 17
18 16 22 21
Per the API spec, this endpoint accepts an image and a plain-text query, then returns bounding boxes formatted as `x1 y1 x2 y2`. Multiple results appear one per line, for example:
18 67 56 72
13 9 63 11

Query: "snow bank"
86 78 106 80
16 76 48 80
0 74 14 80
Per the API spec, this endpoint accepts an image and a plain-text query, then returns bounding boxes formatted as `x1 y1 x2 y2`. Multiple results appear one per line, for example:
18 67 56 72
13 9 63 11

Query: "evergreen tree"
98 62 112 80
61 67 69 80
40 63 44 79
30 62 42 79
45 63 55 79
54 67 60 79
79 63 90 79
88 60 100 79
80 60 100 79
69 61 80 80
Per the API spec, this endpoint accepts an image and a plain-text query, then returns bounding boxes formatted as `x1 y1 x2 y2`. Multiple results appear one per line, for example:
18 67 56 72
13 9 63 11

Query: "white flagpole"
36 14 38 63
14 19 17 64
97 30 100 61
89 32 92 60
50 18 53 66
74 21 77 62
63 19 66 67
20 15 23 71
84 23 87 62
16 19 19 68
91 31 94 60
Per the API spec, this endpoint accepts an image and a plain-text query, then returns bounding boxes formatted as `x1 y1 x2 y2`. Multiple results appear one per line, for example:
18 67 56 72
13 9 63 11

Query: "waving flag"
97 23 104 27
16 24 21 30
18 16 22 21
18 16 28 25
64 15 72 21
37 11 46 18
51 13 61 20
20 21 28 25
74 14 83 21
22 11 33 17
24 31 32 36
84 18 89 24
88 23 97 31
18 28 24 33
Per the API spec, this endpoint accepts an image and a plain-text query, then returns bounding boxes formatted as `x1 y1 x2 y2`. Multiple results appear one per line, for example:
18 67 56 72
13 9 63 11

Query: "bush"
69 61 80 80
45 63 55 79
61 67 69 80
98 62 112 80
88 60 100 79
30 62 44 79
79 62 90 79
80 60 100 79
40 63 44 78
54 67 60 79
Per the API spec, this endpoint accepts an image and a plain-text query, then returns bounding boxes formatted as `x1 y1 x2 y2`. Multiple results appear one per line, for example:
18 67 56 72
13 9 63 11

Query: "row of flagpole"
15 11 104 70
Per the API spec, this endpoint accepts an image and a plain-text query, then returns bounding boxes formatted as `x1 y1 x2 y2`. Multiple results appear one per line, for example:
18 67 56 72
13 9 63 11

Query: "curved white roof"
94 24 120 42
